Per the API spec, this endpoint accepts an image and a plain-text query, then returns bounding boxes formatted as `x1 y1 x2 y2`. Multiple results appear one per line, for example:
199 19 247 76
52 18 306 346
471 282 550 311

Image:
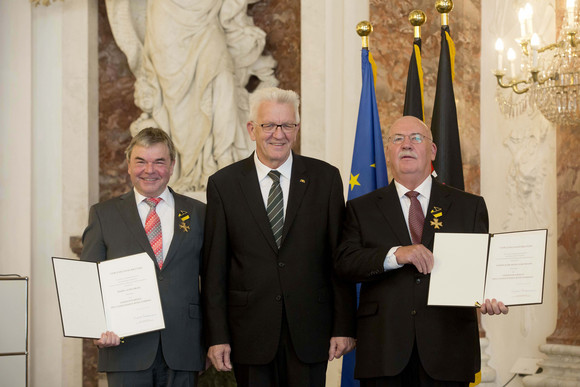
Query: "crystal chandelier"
492 1 580 126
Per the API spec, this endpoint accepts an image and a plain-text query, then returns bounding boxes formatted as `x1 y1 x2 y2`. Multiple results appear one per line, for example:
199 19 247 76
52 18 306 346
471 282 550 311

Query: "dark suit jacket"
202 153 356 365
81 188 205 372
335 178 488 382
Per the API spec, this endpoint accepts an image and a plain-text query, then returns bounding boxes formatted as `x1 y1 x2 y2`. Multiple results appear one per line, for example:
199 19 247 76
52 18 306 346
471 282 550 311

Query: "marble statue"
106 0 278 192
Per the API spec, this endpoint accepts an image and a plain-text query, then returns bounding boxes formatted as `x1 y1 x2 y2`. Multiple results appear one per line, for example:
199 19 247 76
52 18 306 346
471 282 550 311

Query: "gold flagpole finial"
435 0 453 27
356 21 373 49
409 10 426 39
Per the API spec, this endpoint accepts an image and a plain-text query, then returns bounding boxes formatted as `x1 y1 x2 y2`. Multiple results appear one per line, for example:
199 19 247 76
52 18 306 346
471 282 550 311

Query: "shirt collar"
134 186 172 205
394 175 432 199
254 152 293 181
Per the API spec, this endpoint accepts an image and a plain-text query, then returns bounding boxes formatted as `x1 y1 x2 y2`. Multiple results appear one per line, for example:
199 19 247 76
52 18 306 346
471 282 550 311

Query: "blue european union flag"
347 48 388 202
341 48 388 387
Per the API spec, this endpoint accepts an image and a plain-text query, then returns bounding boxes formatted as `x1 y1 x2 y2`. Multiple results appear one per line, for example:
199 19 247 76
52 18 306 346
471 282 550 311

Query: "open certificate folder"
52 253 165 339
428 229 547 307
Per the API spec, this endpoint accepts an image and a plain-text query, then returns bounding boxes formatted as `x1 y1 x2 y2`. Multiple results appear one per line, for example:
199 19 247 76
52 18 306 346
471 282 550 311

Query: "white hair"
248 87 300 123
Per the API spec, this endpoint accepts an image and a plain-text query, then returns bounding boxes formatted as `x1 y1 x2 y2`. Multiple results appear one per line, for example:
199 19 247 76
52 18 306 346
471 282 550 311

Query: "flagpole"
403 11 426 121
356 21 373 49
409 9 426 39
435 0 453 26
431 0 464 189
340 20 388 387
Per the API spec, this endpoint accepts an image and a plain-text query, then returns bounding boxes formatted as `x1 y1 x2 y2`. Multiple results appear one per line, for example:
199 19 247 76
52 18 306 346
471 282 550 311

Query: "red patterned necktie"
144 198 163 268
405 191 424 245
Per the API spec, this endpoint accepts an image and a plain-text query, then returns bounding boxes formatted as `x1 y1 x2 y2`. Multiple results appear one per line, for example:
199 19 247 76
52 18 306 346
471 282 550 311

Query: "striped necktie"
267 171 284 248
144 197 163 268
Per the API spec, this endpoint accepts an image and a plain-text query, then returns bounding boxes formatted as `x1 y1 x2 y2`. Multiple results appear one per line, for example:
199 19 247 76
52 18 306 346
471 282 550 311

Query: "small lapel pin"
300 179 306 183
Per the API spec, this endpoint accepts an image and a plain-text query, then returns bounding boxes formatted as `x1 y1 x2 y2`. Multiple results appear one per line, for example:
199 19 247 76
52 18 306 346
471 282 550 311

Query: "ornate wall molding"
30 0 62 6
502 112 551 231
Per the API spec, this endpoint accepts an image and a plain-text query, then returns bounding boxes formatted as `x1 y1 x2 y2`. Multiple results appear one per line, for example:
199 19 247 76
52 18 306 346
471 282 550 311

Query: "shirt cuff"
383 246 404 271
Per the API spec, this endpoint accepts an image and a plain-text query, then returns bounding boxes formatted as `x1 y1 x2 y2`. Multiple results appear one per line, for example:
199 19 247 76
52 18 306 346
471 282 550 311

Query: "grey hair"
125 127 176 162
248 87 300 123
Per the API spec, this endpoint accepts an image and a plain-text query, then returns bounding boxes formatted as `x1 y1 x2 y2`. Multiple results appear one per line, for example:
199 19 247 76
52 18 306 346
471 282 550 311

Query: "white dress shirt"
383 176 432 270
134 187 175 260
254 152 292 218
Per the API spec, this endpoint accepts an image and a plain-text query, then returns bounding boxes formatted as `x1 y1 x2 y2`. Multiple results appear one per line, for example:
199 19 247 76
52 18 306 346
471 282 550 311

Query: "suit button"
415 278 421 284
158 275 164 281
275 295 282 302
278 262 285 268
411 310 417 316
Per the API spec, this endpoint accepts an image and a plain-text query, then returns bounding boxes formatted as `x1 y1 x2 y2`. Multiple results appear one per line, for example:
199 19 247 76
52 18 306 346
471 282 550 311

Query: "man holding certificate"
335 116 508 386
81 128 205 387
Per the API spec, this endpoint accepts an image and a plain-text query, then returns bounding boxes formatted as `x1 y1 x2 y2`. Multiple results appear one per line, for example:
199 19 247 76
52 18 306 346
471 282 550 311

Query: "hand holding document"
52 253 165 339
428 229 547 307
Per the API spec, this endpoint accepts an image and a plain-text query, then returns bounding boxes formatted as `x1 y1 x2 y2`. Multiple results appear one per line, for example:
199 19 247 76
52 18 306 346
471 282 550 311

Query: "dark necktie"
144 198 163 268
405 191 424 245
267 171 284 248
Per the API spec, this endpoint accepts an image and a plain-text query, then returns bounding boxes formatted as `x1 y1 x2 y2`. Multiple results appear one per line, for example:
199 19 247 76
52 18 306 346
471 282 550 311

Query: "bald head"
386 116 437 190
387 116 431 139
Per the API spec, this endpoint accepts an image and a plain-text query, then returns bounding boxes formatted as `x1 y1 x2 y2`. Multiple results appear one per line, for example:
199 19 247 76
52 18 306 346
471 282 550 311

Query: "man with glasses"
335 116 508 386
203 87 356 387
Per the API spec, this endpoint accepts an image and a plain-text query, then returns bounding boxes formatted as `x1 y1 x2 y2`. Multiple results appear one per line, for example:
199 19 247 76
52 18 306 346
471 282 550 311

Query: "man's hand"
480 298 509 315
208 344 233 371
93 331 121 348
395 244 434 274
328 336 356 361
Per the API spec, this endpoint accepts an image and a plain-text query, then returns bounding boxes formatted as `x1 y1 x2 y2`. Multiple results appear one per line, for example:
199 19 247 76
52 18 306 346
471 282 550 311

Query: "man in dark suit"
335 116 508 386
203 87 356 387
81 128 205 387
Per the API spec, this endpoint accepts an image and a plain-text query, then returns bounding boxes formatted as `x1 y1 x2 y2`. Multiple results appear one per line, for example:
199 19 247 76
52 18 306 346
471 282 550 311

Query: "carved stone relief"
106 0 279 192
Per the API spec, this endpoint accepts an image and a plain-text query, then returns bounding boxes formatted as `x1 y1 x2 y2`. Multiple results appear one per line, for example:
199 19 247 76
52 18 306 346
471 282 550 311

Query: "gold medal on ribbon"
178 210 190 232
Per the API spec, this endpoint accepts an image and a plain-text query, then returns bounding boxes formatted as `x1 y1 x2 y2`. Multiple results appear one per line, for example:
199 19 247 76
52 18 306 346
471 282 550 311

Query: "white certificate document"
52 253 165 339
428 229 547 307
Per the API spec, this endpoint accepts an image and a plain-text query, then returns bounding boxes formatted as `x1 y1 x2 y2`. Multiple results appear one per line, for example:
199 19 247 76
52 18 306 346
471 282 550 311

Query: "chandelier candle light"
493 0 580 125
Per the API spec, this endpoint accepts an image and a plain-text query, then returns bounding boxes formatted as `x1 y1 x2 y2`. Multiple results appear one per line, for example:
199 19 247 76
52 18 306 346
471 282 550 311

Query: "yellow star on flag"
349 173 361 191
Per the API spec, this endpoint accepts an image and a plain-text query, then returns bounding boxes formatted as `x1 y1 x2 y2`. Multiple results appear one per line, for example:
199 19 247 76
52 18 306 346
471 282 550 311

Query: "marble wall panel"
544 0 580 347
248 0 301 152
248 0 300 93
98 0 139 202
370 0 481 194
550 124 580 345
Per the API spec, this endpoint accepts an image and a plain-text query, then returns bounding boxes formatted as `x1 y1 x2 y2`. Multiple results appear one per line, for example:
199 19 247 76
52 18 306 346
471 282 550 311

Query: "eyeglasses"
254 122 299 133
388 133 432 145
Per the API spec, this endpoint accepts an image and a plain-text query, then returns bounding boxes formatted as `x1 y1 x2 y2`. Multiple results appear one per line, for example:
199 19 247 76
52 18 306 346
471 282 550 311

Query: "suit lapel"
116 191 157 263
376 183 413 245
281 154 308 245
163 189 187 269
422 180 452 249
238 155 280 253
